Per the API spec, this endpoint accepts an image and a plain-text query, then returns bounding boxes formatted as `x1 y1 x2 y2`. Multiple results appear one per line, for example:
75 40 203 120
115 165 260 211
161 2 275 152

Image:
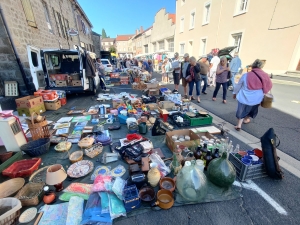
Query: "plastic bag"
108 193 126 220
112 177 126 200
81 193 112 225
92 175 112 192
149 153 170 177
99 192 109 214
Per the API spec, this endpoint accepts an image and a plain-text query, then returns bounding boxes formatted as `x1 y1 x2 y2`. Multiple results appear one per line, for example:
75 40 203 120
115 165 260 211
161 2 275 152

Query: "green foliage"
102 28 107 38
109 46 116 53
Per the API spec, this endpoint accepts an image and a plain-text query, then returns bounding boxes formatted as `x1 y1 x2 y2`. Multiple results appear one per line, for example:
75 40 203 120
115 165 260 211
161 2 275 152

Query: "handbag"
185 75 193 82
260 128 283 179
252 71 273 108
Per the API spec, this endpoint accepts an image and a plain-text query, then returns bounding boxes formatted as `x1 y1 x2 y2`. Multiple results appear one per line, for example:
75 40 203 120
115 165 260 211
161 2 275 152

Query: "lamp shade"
46 164 67 185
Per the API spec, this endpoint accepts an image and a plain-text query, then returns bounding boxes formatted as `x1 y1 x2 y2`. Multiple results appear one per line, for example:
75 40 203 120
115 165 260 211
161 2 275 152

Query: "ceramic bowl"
254 149 263 158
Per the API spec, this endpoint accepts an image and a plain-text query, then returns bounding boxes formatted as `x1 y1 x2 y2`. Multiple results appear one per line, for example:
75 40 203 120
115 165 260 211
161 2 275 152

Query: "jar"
147 163 161 187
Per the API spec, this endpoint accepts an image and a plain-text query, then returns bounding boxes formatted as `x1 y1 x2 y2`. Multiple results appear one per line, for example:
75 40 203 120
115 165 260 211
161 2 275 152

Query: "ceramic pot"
207 152 236 188
147 163 161 187
139 186 155 202
151 189 174 209
159 177 175 192
43 192 56 204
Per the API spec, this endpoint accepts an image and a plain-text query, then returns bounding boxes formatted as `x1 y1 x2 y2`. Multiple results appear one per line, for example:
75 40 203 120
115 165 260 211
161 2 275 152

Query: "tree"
102 29 107 38
109 46 116 53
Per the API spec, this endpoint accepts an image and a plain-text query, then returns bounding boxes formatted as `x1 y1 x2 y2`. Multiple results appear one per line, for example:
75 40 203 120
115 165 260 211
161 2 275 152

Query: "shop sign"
68 29 79 36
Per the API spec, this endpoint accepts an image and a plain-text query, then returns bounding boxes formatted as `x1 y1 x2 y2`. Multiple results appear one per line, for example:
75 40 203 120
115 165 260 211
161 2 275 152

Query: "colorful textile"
59 192 89 201
247 68 272 94
64 183 93 195
39 203 69 225
66 196 84 225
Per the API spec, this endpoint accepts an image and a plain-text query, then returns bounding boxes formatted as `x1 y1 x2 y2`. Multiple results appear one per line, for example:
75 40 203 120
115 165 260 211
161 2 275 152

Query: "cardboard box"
147 103 158 110
15 96 43 108
34 90 58 101
71 80 82 86
166 129 202 151
145 82 159 89
17 103 46 116
69 73 80 80
55 80 67 87
158 101 175 110
148 89 159 96
44 100 61 110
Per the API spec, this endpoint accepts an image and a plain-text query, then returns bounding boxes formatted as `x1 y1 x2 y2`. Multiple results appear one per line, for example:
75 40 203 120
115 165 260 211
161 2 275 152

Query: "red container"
59 97 67 106
2 158 42 178
160 113 168 122
41 91 58 101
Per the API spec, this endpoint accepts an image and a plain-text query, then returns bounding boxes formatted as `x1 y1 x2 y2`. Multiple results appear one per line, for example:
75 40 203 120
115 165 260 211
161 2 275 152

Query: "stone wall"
92 32 101 57
0 0 93 94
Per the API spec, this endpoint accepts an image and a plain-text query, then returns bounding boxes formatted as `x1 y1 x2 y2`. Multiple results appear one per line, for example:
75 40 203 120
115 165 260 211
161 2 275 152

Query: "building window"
239 0 248 12
21 0 37 27
64 19 72 40
42 2 52 33
56 12 66 38
200 38 207 55
145 45 148 53
232 33 242 52
180 43 185 55
153 43 157 52
158 41 164 50
203 1 211 25
180 17 184 32
190 10 196 29
52 8 60 36
31 51 38 67
168 39 174 52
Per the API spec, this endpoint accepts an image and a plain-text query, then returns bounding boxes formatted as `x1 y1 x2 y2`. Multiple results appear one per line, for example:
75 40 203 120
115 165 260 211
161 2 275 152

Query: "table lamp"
46 164 67 192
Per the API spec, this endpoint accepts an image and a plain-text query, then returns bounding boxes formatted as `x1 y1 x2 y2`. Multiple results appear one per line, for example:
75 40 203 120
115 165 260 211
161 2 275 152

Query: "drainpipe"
0 4 33 95
215 0 224 46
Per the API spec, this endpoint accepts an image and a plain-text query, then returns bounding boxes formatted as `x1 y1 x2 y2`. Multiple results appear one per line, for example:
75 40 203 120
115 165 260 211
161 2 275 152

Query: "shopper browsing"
199 55 209 94
171 52 181 93
180 53 190 98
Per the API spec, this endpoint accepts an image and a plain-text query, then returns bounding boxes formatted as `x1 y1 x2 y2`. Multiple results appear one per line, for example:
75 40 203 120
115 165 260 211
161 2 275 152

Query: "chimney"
140 26 143 32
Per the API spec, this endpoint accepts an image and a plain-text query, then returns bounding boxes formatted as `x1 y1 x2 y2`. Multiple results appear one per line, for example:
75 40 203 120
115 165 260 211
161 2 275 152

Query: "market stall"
0 86 280 225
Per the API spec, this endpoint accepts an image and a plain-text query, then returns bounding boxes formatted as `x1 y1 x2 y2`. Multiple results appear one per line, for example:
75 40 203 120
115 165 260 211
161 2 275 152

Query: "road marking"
291 100 300 104
233 181 288 215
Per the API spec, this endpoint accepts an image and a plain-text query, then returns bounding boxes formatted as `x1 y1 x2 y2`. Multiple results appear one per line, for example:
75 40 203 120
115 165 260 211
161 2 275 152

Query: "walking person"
186 57 201 103
180 53 190 98
209 49 220 87
229 52 242 90
212 56 230 103
126 58 131 69
148 59 153 78
199 55 209 94
171 52 181 93
233 59 272 131
164 57 172 84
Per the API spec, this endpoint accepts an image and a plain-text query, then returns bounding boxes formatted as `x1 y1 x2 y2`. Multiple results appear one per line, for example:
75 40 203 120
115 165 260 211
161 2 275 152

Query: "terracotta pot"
151 189 174 209
139 186 155 202
43 192 56 204
159 177 175 192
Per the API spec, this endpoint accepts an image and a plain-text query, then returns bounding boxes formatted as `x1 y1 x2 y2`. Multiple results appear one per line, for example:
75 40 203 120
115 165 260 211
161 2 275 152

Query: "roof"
92 31 101 36
168 14 176 24
116 35 134 41
73 0 93 27
102 38 116 42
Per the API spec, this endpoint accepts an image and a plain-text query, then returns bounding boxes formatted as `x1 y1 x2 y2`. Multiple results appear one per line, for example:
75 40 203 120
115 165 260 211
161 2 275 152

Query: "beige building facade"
101 38 116 51
142 27 152 54
116 34 134 58
175 0 300 74
151 8 176 55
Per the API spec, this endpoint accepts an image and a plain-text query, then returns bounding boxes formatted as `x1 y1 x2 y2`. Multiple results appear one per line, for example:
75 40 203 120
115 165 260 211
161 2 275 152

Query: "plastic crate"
5 81 19 96
183 114 213 126
228 153 267 182
123 185 141 212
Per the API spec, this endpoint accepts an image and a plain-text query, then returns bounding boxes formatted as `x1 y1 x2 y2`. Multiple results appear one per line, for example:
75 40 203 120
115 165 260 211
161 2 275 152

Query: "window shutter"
21 0 37 27
52 8 60 36
77 15 82 31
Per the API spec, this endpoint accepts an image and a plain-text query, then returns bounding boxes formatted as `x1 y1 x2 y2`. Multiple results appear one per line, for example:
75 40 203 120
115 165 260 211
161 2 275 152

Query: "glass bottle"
213 148 220 159
204 150 213 171
195 159 205 172
171 152 182 175
200 143 208 160
194 145 202 160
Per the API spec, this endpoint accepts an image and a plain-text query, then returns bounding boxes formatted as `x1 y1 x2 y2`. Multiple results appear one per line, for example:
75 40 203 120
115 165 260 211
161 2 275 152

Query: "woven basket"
15 182 45 207
0 178 25 199
54 141 72 152
20 138 50 157
27 112 50 140
69 151 83 164
0 198 21 225
85 143 103 158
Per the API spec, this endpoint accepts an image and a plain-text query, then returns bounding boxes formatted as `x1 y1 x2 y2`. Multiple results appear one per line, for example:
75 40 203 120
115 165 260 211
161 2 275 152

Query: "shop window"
31 51 38 67
158 41 164 50
203 1 211 25
42 2 53 33
21 0 37 27
144 45 148 53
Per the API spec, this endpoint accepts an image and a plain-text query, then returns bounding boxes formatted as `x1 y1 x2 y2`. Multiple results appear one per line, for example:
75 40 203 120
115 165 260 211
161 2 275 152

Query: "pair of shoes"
223 100 227 104
197 100 201 103
234 126 241 131
202 92 207 95
172 89 178 93
190 96 196 100
212 98 216 101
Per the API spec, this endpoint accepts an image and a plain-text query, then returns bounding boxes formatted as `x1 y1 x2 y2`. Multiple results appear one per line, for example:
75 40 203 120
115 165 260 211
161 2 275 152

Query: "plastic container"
228 153 267 181
2 158 42 178
184 114 213 126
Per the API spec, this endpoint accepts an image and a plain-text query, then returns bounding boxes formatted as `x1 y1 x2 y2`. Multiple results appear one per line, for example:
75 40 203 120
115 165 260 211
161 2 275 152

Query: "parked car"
198 46 238 63
101 59 113 72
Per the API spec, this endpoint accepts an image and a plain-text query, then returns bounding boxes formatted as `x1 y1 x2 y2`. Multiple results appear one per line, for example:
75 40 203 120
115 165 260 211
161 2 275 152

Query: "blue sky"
77 0 176 37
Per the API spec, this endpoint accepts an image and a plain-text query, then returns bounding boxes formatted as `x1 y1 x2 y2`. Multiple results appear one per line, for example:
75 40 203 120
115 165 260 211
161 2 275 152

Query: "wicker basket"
20 138 50 157
15 182 45 207
0 198 21 225
69 151 83 164
85 143 103 158
54 141 72 152
0 178 25 199
27 112 50 141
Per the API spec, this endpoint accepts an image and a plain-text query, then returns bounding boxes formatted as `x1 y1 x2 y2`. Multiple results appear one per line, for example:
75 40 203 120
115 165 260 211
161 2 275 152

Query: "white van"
27 45 100 94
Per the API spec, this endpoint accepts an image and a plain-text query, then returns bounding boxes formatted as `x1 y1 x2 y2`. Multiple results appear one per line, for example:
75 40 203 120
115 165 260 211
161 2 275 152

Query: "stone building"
142 27 152 54
0 0 93 96
151 8 176 55
101 38 116 51
92 31 101 58
175 0 300 74
131 26 144 56
116 34 134 58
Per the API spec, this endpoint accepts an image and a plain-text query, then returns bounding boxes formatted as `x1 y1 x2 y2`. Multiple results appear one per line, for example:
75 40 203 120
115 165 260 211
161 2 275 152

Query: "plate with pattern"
67 160 94 178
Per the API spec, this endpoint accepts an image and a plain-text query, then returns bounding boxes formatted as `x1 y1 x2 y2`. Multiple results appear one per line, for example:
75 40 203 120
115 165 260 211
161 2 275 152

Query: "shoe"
202 92 207 95
172 89 178 93
223 100 227 104
190 96 196 100
234 126 241 131
212 98 216 101
197 100 201 103
228 86 233 91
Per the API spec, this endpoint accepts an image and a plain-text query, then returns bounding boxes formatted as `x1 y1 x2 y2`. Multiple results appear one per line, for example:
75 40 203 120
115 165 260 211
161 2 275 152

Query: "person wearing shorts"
181 53 190 98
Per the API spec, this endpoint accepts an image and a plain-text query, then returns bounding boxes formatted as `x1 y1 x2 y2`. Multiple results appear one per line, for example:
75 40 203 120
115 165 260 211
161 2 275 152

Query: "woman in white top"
233 59 272 131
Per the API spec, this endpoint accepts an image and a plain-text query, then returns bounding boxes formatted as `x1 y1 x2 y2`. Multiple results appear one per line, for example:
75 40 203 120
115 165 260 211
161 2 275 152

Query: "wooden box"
55 80 67 87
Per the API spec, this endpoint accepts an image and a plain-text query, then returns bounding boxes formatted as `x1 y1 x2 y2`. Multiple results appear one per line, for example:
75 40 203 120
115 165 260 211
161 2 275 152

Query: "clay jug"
207 152 236 188
147 163 161 187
